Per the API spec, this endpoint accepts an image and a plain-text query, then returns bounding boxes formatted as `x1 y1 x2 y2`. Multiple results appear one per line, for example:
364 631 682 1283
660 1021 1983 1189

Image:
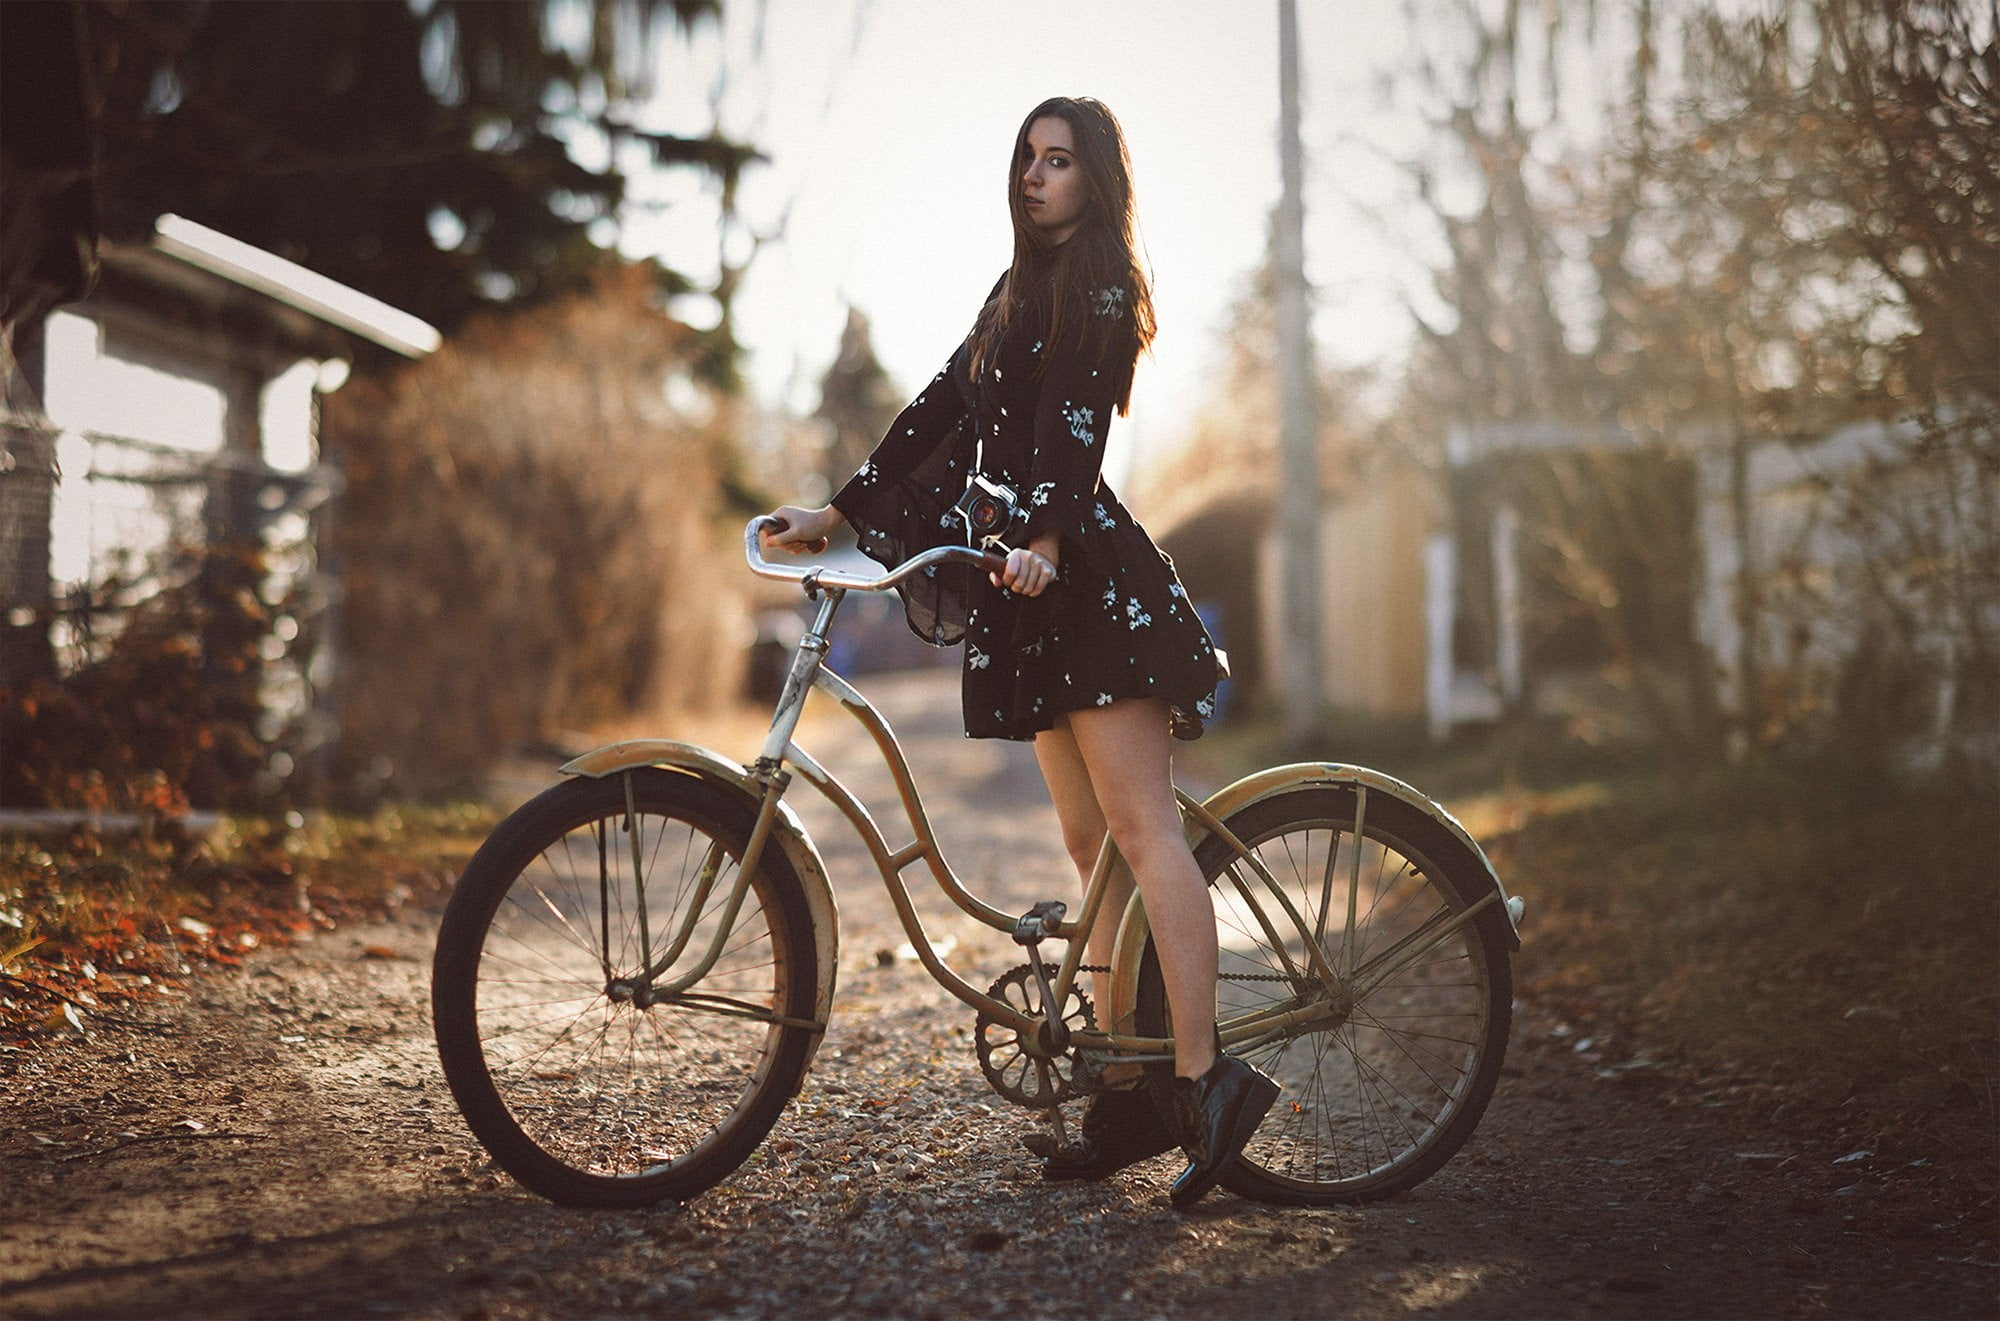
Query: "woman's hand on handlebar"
764 505 844 555
991 531 1062 597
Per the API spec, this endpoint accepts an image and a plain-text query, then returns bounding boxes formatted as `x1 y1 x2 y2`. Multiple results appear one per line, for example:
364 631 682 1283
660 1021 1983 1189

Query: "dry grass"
1 693 793 1041
1183 714 1998 1188
1489 766 1998 1163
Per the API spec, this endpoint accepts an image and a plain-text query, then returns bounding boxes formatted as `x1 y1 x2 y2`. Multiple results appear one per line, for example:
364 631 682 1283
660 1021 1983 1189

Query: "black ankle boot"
1167 1049 1279 1209
1036 1081 1178 1182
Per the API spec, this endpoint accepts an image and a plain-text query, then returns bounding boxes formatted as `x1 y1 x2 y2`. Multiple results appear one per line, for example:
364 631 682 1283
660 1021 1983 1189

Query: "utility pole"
1275 0 1325 745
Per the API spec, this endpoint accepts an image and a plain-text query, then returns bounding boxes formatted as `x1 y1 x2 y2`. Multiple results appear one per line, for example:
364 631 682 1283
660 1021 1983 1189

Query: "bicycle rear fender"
1197 763 1522 945
1102 762 1523 1039
559 740 840 1085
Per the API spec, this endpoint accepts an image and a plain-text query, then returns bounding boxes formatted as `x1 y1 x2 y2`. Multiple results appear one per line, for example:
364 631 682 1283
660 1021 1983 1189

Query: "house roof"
147 215 439 358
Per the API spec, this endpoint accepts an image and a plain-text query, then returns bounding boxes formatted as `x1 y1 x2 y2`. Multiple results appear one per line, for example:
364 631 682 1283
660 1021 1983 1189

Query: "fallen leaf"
360 945 402 961
45 1002 86 1033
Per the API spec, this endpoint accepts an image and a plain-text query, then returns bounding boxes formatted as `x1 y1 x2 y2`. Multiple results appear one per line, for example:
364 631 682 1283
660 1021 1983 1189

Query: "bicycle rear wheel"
1135 786 1512 1205
432 769 818 1208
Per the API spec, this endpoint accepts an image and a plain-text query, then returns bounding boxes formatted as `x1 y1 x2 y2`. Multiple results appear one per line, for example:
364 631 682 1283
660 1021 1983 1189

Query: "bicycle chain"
1080 963 1300 985
976 964 1306 1110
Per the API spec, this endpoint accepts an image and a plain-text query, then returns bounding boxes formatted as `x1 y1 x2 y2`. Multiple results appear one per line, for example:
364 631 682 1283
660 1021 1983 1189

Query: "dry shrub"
0 546 272 811
324 266 753 799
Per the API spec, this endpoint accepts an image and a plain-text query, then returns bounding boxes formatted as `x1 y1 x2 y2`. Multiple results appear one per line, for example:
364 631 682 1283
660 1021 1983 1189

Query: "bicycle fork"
620 587 846 1001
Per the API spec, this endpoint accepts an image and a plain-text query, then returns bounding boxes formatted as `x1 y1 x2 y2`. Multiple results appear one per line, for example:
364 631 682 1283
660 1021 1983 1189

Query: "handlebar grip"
757 513 828 554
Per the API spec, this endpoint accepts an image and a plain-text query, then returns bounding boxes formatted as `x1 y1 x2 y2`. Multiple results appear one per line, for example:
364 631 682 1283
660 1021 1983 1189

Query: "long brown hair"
968 97 1156 413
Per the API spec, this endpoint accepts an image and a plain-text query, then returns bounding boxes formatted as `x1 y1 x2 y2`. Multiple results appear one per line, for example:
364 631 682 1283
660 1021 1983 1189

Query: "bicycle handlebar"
744 516 1006 593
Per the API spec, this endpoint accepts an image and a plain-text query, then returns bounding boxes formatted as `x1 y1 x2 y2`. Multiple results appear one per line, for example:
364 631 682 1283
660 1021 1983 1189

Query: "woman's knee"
1059 822 1108 876
1098 802 1190 872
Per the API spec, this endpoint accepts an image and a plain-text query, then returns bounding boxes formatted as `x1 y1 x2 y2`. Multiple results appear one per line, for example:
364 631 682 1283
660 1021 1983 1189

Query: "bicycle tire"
432 769 818 1208
1134 785 1512 1205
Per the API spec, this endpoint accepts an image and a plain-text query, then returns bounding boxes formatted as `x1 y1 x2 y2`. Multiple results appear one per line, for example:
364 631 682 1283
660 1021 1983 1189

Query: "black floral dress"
831 275 1221 742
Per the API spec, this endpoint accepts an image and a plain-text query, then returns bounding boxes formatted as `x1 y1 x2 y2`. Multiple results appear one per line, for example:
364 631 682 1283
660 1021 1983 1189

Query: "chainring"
973 963 1096 1109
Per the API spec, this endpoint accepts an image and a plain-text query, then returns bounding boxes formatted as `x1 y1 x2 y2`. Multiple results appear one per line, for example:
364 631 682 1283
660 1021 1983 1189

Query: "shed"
0 214 436 810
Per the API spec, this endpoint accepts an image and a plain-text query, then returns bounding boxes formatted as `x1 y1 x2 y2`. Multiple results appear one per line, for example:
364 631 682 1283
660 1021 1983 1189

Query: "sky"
616 0 1454 482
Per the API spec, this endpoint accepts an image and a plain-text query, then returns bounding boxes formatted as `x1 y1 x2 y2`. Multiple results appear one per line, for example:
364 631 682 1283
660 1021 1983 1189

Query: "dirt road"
2 670 1991 1318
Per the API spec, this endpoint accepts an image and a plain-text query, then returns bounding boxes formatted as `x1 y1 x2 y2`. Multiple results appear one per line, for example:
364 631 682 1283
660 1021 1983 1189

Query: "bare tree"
1394 0 1726 756
814 308 901 493
1396 0 1996 768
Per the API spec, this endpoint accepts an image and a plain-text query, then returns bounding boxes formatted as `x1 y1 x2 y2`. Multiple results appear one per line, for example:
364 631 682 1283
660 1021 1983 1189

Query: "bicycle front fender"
1102 762 1524 1041
559 739 840 1085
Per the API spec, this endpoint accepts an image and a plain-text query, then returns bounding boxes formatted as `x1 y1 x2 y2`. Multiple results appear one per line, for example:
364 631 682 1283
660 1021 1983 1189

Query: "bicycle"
431 516 1526 1209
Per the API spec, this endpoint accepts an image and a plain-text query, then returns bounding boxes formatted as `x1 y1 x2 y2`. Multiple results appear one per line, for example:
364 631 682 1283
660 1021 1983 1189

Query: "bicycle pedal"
1011 900 1068 945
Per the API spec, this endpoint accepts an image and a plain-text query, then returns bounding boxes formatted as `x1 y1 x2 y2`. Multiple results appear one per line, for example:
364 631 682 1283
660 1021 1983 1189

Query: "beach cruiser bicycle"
431 516 1525 1209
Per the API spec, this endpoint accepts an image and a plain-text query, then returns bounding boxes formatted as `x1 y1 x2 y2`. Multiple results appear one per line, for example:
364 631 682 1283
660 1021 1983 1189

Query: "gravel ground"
2 670 1993 1319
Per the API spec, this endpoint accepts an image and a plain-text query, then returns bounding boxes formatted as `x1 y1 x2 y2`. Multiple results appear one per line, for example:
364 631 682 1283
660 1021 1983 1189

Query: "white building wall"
42 310 230 590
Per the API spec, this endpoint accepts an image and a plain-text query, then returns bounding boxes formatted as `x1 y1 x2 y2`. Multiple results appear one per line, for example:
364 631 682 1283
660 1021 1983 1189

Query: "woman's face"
1019 116 1091 245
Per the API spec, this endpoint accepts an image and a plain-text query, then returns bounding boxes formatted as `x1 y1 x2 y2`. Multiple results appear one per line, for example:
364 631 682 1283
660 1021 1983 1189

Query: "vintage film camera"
951 474 1027 551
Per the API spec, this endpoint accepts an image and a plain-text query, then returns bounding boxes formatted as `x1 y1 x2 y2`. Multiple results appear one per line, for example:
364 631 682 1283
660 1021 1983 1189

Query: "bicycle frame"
562 517 1523 1071
743 560 1162 1055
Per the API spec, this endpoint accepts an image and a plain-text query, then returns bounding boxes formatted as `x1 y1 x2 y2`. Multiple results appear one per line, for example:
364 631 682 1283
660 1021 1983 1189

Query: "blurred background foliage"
4 0 774 804
80 0 753 348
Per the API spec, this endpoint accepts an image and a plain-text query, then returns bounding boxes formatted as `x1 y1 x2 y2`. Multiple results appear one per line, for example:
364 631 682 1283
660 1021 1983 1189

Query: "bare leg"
1033 725 1131 1073
1035 700 1217 1080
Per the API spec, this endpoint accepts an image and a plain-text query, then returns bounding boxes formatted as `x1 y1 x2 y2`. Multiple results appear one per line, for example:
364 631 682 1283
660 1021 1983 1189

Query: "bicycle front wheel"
1135 786 1512 1205
432 769 819 1208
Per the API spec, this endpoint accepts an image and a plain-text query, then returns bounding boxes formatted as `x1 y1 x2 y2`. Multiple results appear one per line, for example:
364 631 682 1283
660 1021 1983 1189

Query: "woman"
764 96 1275 1209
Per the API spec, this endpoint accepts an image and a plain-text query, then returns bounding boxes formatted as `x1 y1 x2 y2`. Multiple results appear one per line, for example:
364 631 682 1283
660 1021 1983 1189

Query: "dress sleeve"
830 341 972 521
825 341 980 648
1019 286 1137 549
